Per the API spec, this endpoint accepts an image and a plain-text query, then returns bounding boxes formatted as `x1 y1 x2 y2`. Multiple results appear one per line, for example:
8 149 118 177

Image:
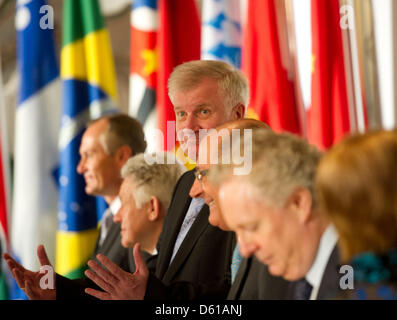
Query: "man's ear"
232 103 245 120
115 145 132 167
285 187 313 224
147 196 161 222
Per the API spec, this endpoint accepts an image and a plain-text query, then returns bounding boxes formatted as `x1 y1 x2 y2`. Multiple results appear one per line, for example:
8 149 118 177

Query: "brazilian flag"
56 0 118 279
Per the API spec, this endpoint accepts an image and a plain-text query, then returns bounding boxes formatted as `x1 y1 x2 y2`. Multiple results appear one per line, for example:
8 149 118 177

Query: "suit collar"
163 204 210 282
95 221 121 255
317 244 340 299
227 256 250 299
156 170 196 278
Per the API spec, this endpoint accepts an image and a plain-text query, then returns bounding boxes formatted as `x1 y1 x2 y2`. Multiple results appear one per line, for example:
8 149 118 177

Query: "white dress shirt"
305 225 338 300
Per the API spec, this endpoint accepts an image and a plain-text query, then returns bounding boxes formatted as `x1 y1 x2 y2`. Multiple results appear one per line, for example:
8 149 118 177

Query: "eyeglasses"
195 169 209 181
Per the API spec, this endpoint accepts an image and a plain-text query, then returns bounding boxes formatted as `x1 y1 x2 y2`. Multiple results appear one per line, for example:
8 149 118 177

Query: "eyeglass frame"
194 169 209 182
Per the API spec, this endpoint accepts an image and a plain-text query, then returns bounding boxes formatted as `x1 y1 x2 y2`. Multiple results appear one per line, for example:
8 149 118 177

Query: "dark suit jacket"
56 220 131 300
287 245 341 300
145 170 235 300
227 256 291 300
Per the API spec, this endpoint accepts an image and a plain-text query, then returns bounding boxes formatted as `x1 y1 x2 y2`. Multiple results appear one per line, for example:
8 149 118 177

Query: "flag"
157 0 201 152
0 52 10 300
129 0 158 152
12 0 61 278
308 0 350 149
129 0 200 168
242 0 301 134
201 0 242 68
57 0 118 278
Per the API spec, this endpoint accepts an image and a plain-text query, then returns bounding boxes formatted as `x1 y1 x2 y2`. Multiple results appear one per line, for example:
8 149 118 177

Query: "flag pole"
284 0 307 137
339 0 359 133
353 0 382 130
340 0 367 133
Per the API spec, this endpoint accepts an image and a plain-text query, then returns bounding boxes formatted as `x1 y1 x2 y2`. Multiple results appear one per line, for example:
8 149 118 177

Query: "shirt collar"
305 224 338 290
109 197 121 216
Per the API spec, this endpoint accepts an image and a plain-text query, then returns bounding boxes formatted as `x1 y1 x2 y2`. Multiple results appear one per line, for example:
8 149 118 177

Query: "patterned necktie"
231 244 243 284
293 278 313 300
170 197 205 265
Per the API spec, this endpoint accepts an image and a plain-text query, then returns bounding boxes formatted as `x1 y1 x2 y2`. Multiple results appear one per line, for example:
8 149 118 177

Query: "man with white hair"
210 130 341 300
84 153 185 300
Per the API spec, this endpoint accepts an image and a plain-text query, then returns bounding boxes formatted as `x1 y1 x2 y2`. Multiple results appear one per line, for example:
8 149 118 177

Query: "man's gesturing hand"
85 243 149 300
2 245 56 300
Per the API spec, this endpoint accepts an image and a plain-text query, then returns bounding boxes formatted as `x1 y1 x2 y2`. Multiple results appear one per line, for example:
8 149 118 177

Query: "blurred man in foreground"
210 130 341 300
189 119 290 299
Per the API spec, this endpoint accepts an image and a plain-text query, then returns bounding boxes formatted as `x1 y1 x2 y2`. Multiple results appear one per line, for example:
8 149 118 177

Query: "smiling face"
188 132 230 230
173 77 242 161
219 178 312 281
76 119 123 201
114 178 151 249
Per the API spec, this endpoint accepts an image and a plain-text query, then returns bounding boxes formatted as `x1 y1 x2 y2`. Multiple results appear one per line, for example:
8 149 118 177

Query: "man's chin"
260 258 284 277
268 264 299 281
85 186 101 197
121 240 130 248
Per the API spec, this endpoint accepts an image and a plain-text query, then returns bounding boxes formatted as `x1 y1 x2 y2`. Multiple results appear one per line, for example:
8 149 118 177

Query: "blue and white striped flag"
12 0 61 274
201 0 243 68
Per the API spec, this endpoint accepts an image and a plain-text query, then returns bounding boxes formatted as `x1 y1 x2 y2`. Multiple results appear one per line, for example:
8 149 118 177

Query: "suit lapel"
317 245 340 299
95 221 120 256
286 245 340 300
163 204 210 283
156 171 195 279
227 257 250 300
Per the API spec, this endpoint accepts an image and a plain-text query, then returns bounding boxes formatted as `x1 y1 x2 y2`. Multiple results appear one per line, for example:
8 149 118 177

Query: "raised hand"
85 243 149 300
2 245 56 300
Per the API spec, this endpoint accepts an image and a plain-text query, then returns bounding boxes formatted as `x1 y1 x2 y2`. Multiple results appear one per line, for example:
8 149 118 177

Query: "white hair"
210 130 321 208
168 60 249 110
121 152 185 209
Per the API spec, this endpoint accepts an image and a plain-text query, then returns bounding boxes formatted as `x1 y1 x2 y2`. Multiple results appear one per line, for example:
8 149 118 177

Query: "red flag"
242 0 301 134
129 1 158 126
157 0 201 150
0 139 9 244
309 0 350 149
0 65 9 246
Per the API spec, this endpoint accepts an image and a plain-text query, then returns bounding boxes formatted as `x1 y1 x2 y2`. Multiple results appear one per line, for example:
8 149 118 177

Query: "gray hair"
209 130 321 208
121 152 185 210
168 60 249 110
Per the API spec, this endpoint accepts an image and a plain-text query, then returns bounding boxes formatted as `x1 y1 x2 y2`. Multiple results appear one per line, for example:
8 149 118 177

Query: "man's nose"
184 114 201 132
237 234 258 258
76 158 85 174
189 178 204 198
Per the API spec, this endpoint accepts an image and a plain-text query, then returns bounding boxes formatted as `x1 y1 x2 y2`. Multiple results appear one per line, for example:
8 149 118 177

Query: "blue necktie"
293 278 313 300
231 244 243 283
